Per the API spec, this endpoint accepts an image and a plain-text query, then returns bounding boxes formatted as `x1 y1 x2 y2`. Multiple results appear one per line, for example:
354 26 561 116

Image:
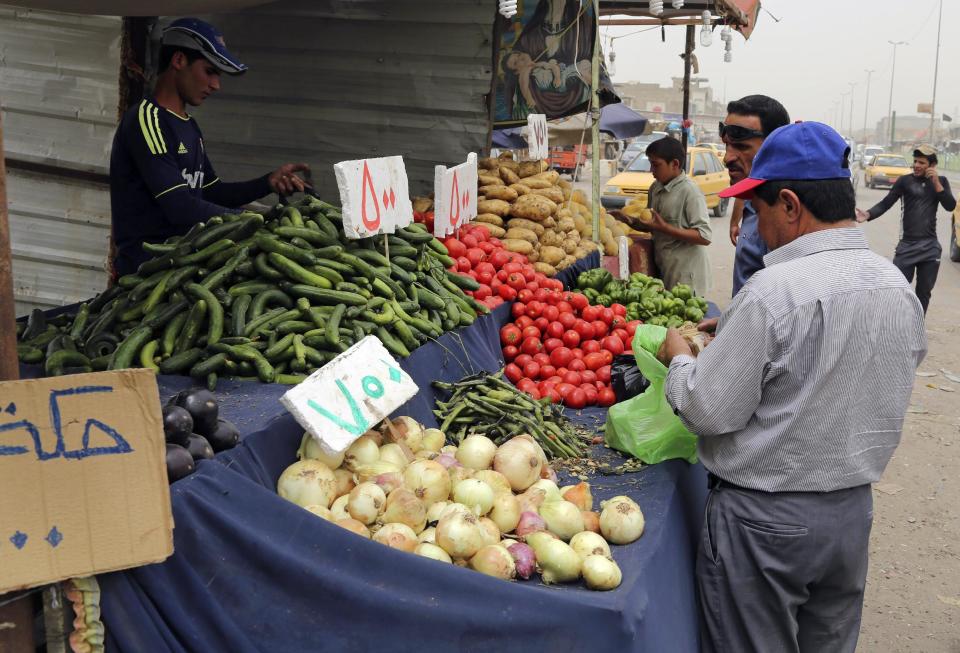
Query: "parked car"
546 146 587 179
602 146 731 217
860 145 884 169
617 131 668 171
864 154 911 189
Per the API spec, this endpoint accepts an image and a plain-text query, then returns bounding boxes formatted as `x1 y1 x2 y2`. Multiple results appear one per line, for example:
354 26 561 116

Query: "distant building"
874 114 937 144
616 78 726 128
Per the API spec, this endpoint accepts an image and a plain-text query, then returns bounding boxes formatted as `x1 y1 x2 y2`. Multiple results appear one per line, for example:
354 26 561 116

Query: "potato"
539 230 561 247
499 166 521 185
479 157 500 170
474 222 506 238
522 178 554 190
557 216 575 232
573 214 587 232
562 255 577 268
542 216 557 229
530 186 564 204
533 262 558 276
581 240 598 252
477 199 512 217
502 239 534 255
539 246 565 266
527 248 539 263
565 229 581 243
558 179 572 190
412 196 434 213
574 246 589 259
509 183 532 196
478 173 503 187
603 239 618 256
518 160 548 178
498 153 518 168
571 190 589 206
475 213 504 227
561 185 572 201
561 239 578 255
480 185 518 202
529 170 560 185
504 227 538 245
509 194 556 222
506 218 544 236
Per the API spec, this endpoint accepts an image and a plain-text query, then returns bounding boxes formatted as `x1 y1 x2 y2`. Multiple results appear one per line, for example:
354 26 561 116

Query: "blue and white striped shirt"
665 227 927 492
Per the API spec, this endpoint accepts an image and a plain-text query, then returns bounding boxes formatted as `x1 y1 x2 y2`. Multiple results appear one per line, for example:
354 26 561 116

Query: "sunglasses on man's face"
719 122 765 142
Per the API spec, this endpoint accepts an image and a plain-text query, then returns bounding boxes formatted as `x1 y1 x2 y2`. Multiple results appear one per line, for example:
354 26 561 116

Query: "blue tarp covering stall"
493 102 649 149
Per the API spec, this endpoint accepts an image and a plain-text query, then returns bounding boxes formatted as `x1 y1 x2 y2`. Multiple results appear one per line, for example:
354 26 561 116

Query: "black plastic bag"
611 354 649 402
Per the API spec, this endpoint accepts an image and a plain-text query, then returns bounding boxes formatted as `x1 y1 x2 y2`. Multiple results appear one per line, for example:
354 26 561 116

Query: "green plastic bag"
604 325 698 464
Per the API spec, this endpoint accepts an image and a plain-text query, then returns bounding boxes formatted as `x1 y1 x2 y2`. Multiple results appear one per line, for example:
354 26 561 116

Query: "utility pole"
847 82 856 138
887 40 907 146
841 92 850 135
929 0 943 143
863 69 875 142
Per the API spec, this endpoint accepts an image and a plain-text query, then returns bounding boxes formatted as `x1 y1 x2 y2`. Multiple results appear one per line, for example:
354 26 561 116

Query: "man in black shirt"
856 145 957 313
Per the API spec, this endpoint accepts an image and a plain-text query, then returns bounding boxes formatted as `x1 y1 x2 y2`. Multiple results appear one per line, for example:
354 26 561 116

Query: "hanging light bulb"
724 51 733 63
672 0 685 8
724 38 733 63
608 49 617 76
498 0 517 19
649 0 663 16
699 11 712 47
721 25 732 42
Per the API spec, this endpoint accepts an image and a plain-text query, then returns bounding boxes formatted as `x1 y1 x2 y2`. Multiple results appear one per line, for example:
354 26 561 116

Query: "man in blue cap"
109 18 309 276
657 122 927 652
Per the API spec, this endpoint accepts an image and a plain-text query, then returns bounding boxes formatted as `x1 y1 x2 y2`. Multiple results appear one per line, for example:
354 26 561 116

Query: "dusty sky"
604 0 957 138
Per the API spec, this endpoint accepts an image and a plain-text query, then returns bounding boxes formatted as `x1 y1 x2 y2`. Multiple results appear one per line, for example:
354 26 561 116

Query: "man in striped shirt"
109 18 308 276
659 122 927 653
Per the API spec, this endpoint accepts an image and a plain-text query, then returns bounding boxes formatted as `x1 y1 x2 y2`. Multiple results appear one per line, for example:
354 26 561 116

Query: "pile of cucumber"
16 196 486 388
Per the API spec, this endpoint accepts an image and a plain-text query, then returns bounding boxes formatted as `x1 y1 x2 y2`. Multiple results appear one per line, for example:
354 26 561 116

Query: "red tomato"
515 315 533 329
600 308 615 325
581 305 600 322
575 320 595 341
477 271 494 286
601 335 625 356
582 384 599 405
522 267 536 282
600 350 614 366
517 289 534 304
498 285 517 301
533 352 552 366
562 330 581 348
525 301 543 318
580 369 597 384
470 227 488 242
571 348 584 359
521 325 541 340
543 338 564 353
534 317 549 332
520 337 542 356
626 320 642 337
456 257 471 272
504 261 523 274
558 312 576 329
490 278 502 292
533 288 550 303
539 364 557 379
556 383 576 400
611 303 627 317
507 273 526 290
502 345 519 361
610 315 627 330
568 358 586 372
592 320 609 338
545 388 562 404
514 353 532 368
461 234 478 249
550 347 573 368
489 250 510 268
444 238 467 258
516 379 537 394
500 324 521 346
496 270 508 283
542 305 560 322
598 387 616 407
597 365 612 383
546 321 565 339
556 301 573 315
476 262 495 275
522 361 541 380
584 352 607 371
566 388 587 409
581 339 601 354
562 370 582 386
478 241 495 254
504 363 522 383
613 328 629 343
473 285 492 300
465 248 485 269
511 302 526 319
525 281 539 293
570 293 589 311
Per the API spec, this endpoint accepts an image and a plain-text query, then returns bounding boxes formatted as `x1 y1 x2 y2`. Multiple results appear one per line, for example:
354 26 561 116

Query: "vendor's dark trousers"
696 478 873 653
894 254 939 313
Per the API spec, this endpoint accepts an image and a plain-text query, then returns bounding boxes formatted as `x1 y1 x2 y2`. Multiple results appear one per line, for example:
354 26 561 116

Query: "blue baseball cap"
720 121 851 199
162 18 247 75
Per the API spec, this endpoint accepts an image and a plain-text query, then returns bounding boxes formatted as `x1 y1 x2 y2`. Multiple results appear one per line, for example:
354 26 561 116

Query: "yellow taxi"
601 146 731 217
864 153 911 189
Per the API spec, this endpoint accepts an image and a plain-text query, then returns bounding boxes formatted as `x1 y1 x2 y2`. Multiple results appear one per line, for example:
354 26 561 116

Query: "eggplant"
166 443 195 483
174 388 219 436
162 405 193 446
186 433 215 461
207 418 240 452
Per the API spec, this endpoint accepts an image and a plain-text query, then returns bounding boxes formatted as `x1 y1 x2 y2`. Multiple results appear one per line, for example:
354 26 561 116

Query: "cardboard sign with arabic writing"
433 153 478 237
527 114 549 159
334 156 414 238
0 370 173 593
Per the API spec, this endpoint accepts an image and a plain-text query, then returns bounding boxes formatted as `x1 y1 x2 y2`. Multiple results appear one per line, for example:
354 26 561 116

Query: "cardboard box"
0 370 173 593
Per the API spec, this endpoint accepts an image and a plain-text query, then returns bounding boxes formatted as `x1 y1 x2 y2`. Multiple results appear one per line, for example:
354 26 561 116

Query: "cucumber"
268 253 333 289
185 283 224 346
45 350 93 377
229 280 275 297
378 326 410 357
158 348 204 374
109 326 154 370
254 252 285 281
139 339 160 372
392 256 418 272
272 226 337 247
174 239 234 267
283 285 366 306
200 246 249 291
444 269 480 291
255 234 317 267
175 300 207 352
325 304 346 347
310 265 344 286
231 294 252 336
190 353 227 379
250 288 294 320
69 303 90 340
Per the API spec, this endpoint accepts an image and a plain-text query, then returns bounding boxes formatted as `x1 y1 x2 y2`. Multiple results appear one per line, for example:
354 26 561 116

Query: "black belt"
707 473 753 492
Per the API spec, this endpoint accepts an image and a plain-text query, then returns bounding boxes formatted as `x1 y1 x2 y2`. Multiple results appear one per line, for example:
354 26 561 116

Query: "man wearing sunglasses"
110 18 309 276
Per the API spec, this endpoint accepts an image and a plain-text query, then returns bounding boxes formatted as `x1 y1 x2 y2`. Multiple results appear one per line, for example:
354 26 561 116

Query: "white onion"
517 487 547 514
415 450 438 460
379 443 413 468
493 437 542 491
302 504 332 521
373 522 418 552
440 502 473 520
381 416 424 453
418 526 437 544
469 544 517 580
560 482 593 511
361 428 383 446
471 470 513 497
353 461 402 485
488 493 521 534
600 496 645 544
478 517 501 546
440 445 458 455
347 482 386 525
529 479 562 503
582 554 622 590
382 487 427 533
582 511 601 533
537 539 581 584
403 459 452 507
525 530 558 556
330 495 351 521
277 460 337 508
296 432 345 469
333 468 356 498
415 542 452 563
435 510 485 559
335 518 370 538
539 500 585 541
426 501 450 524
456 435 498 470
603 495 633 508
569 531 611 560
369 471 404 494
448 466 475 488
420 428 446 453
343 435 380 471
452 479 495 516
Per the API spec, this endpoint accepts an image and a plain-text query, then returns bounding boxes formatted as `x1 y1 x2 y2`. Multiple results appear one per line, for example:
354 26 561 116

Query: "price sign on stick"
334 156 414 239
281 335 419 455
527 113 548 159
433 153 478 237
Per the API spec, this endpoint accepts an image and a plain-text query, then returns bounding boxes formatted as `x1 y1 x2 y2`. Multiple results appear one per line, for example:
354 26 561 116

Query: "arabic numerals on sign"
333 156 415 239
527 113 548 160
433 153 479 237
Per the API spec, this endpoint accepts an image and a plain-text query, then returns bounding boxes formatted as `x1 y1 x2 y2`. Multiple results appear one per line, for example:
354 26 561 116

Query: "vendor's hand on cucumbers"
656 327 692 365
269 163 310 195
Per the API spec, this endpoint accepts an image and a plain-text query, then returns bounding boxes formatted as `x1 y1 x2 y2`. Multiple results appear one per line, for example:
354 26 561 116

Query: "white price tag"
280 336 419 455
527 113 548 159
618 236 630 279
433 153 478 237
334 156 414 239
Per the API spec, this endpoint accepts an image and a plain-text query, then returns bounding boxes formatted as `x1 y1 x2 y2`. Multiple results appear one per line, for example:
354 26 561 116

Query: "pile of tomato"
443 224 563 310
499 290 640 408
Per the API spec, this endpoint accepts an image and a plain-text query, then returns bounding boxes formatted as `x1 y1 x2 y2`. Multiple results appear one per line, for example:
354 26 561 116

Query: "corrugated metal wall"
196 0 494 199
0 8 119 314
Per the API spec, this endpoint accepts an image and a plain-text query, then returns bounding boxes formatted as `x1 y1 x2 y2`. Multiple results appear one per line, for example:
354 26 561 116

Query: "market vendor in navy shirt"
110 18 308 276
